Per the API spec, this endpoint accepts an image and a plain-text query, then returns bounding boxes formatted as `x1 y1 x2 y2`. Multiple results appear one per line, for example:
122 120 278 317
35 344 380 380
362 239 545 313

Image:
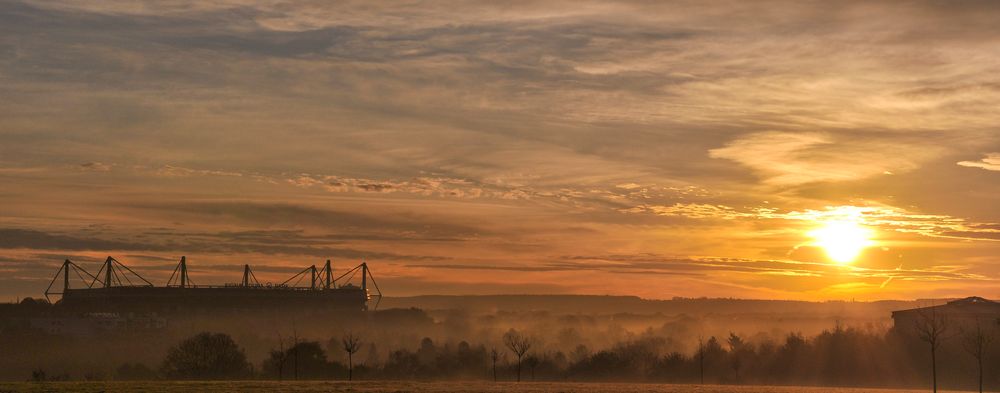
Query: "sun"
807 220 875 264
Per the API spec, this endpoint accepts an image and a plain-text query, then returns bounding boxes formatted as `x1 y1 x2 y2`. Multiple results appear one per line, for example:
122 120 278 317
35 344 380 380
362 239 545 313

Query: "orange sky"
1 1 999 301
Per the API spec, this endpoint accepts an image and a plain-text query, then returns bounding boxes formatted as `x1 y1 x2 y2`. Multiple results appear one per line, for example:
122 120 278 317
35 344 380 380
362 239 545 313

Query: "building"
43 256 381 316
891 296 1000 333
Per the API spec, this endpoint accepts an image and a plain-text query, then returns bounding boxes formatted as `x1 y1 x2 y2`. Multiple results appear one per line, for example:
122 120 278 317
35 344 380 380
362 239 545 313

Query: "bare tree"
269 327 287 381
291 321 299 380
914 305 949 393
341 332 362 381
503 329 533 382
489 347 502 382
962 317 994 393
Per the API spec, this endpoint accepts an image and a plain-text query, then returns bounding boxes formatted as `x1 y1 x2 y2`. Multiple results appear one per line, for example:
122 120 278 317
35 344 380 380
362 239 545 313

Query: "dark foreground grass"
0 381 975 393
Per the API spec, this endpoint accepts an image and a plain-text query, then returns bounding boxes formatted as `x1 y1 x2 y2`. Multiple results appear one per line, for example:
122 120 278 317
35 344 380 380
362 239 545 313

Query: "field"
0 381 975 393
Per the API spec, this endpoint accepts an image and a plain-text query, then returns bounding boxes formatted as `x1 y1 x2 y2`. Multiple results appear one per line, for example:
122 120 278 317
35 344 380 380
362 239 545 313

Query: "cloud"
287 174 495 198
154 165 242 178
620 203 1000 242
709 131 940 186
557 254 986 283
623 203 751 220
412 253 986 284
3 0 1000 299
78 162 111 171
0 227 450 261
126 201 488 239
957 153 1000 171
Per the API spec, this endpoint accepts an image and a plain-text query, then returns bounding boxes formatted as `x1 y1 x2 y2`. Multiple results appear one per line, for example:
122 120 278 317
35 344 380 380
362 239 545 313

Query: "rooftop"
892 296 1000 317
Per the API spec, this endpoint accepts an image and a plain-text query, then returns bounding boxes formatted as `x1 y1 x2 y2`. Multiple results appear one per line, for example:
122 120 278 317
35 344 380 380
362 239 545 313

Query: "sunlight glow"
808 220 875 264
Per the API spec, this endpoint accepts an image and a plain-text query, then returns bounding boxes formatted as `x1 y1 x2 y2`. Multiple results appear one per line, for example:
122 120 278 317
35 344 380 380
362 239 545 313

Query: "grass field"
0 381 974 393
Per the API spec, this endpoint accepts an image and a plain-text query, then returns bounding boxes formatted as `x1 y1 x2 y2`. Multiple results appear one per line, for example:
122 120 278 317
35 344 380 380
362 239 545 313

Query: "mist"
4 295 992 390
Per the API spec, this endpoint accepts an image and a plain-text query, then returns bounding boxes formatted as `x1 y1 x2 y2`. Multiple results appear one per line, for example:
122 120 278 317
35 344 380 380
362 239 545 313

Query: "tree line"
76 318 998 391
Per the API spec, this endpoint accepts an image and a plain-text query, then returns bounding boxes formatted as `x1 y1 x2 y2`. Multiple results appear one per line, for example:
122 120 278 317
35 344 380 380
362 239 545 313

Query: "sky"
2 0 999 301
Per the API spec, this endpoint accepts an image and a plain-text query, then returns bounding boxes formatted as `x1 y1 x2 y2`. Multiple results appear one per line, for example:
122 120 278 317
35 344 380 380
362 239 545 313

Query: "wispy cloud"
623 203 1000 241
709 131 942 186
78 162 112 172
0 227 451 261
957 153 1000 172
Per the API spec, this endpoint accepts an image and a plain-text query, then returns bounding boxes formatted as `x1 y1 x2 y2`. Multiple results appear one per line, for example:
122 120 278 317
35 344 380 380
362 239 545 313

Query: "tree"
569 344 590 364
417 337 437 366
161 332 251 379
271 328 287 381
523 354 540 381
342 332 362 381
697 335 705 384
503 329 533 382
291 323 300 380
698 336 725 384
264 348 287 380
727 332 745 383
263 341 329 379
490 347 502 382
914 306 949 393
961 318 994 393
